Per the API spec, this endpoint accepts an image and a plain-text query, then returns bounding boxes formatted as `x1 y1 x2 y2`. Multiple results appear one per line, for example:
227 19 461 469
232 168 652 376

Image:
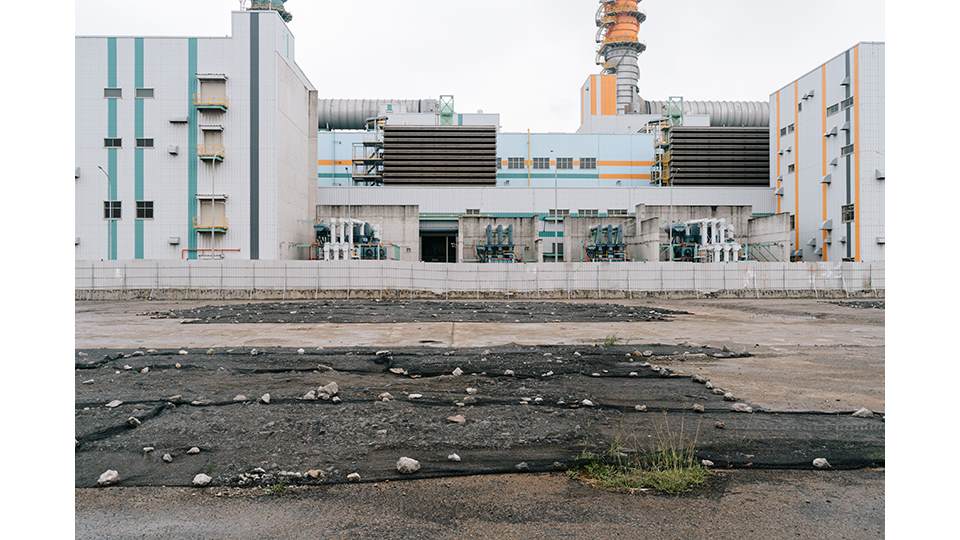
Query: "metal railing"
76 260 884 299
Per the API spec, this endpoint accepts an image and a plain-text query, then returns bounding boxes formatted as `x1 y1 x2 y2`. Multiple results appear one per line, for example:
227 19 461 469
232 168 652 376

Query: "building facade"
770 42 885 262
75 10 318 261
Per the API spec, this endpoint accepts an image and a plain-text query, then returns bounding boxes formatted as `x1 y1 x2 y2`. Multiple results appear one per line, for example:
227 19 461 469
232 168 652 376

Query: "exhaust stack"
595 0 646 114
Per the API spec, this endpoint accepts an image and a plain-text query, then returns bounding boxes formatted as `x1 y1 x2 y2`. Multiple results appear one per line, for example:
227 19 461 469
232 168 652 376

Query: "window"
557 157 573 170
136 201 154 219
841 144 855 156
798 102 803 112
841 96 854 110
496 157 501 170
103 201 121 220
608 209 628 216
545 241 564 263
135 88 154 99
780 127 787 137
103 88 122 98
104 138 122 148
842 204 855 223
465 208 480 215
548 209 570 217
579 157 597 169
578 209 599 217
136 138 154 148
827 103 840 116
788 164 796 173
787 124 795 134
508 157 525 169
533 157 551 170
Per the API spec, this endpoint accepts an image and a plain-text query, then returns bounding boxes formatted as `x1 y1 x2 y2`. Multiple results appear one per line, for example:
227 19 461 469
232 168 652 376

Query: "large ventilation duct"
596 0 646 113
643 100 769 127
318 99 439 130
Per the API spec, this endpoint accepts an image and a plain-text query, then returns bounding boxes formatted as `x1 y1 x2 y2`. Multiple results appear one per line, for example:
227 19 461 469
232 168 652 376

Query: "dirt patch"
146 300 689 324
75 345 883 488
827 300 885 310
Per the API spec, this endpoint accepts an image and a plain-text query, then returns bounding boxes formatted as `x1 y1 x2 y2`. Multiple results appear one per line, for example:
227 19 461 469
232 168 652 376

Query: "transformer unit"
313 218 385 261
585 225 627 262
477 224 516 263
666 218 742 262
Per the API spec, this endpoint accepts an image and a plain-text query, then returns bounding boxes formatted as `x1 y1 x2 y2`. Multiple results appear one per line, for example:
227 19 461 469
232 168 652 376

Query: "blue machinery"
477 224 517 263
585 225 627 262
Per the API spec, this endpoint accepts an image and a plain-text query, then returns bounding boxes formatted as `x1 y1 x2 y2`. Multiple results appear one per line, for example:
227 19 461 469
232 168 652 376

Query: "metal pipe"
318 99 439 130
642 100 770 127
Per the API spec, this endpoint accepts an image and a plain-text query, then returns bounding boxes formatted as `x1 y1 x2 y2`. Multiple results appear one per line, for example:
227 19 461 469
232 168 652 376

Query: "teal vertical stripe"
134 37 145 259
107 37 118 261
187 38 198 260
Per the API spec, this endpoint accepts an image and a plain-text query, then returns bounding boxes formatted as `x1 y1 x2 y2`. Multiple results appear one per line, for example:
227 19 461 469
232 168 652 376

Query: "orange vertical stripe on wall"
601 75 617 116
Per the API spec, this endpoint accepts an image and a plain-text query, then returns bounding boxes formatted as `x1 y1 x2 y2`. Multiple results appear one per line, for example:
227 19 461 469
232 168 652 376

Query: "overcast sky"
76 0 884 132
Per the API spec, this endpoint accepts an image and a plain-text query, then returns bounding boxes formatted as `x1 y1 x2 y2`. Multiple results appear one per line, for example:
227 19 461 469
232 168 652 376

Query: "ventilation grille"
666 127 770 186
382 126 497 185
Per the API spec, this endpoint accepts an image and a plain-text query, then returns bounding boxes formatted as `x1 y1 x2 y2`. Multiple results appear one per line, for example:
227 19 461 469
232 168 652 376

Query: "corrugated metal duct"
644 100 769 127
318 99 439 130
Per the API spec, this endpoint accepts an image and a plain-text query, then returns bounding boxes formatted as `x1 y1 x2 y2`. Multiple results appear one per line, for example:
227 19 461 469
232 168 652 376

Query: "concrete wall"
315 205 420 261
638 217 661 262
562 216 638 262
746 213 792 262
458 216 539 263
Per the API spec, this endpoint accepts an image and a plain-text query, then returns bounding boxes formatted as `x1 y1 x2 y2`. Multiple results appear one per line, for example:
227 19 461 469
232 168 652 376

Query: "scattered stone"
187 447 201 455
234 394 249 401
515 462 529 471
306 469 323 479
705 382 714 390
642 350 654 357
852 407 874 418
732 403 754 413
297 348 305 355
375 350 391 357
581 399 596 407
178 350 188 356
347 472 361 482
408 393 423 400
81 379 94 385
105 400 123 409
712 388 725 396
97 470 119 486
465 387 478 395
260 393 271 404
143 447 155 453
206 349 215 355
462 396 477 405
692 375 708 384
77 351 88 357
629 372 639 377
162 453 173 463
388 367 408 376
452 367 464 377
447 453 461 462
378 392 393 402
658 368 671 378
331 396 342 404
723 392 736 402
503 369 515 376
812 458 831 469
123 365 133 371
375 429 387 436
192 473 212 487
131 350 145 357
175 363 182 369
542 371 554 377
318 381 340 399
634 405 647 412
446 415 466 424
126 417 141 428
692 404 705 413
701 460 715 468
250 349 259 356
573 351 581 357
715 421 726 430
140 367 149 374
396 457 421 474
591 372 601 377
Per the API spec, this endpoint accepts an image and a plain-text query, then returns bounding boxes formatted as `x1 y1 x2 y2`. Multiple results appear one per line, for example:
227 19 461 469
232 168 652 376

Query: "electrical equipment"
666 218 742 262
585 225 627 262
477 224 516 263
313 218 385 261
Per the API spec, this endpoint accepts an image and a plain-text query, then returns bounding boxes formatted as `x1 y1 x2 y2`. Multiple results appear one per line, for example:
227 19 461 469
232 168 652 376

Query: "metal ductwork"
643 100 769 127
318 99 439 130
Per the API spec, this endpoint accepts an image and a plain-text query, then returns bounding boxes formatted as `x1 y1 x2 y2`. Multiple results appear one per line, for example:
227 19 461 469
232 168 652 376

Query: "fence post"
91 264 96 290
283 264 288 300
315 263 321 299
596 265 601 299
156 261 160 290
445 265 449 300
754 267 759 299
251 263 256 299
782 264 787 294
187 263 192 297
122 264 127 294
219 263 224 299
693 265 699 298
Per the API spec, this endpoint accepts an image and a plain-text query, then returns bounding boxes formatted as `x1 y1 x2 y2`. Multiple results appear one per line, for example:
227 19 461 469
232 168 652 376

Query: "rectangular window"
579 157 597 170
103 201 121 220
780 127 787 137
465 208 480 215
136 201 154 219
787 124 795 134
841 144 855 156
556 157 573 170
136 138 154 148
103 88 122 99
788 164 796 173
135 88 154 99
548 209 570 217
841 96 854 110
578 209 599 217
842 204 855 223
608 208 628 216
103 138 122 148
508 157 525 169
533 157 550 170
827 103 840 116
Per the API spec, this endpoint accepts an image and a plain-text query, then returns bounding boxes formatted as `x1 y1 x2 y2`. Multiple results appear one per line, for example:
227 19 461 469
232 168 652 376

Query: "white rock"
396 457 421 474
250 349 258 356
503 369 515 376
705 382 714 390
465 388 478 395
234 394 249 401
318 381 339 397
175 363 182 369
447 414 466 424
192 473 212 486
388 367 407 375
629 372 639 377
331 396 342 404
515 462 529 471
97 469 119 486
813 457 831 469
77 351 88 357
143 447 155 453
187 447 201 455
581 399 596 407
347 472 361 482
297 348 305 355
573 351 581 357
126 417 141 428
723 393 736 402
260 393 271 404
81 379 95 385
701 459 715 468
634 405 647 412
692 404 705 413
302 390 317 400
452 367 464 377
162 453 173 463
140 367 149 374
178 350 188 356
642 350 654 357
692 375 708 384
131 350 145 357
447 453 461 462
731 403 754 413
206 349 214 355
378 392 393 402
542 371 554 377
852 407 874 418
407 393 423 400
123 365 133 371
591 373 601 377
375 350 391 357
105 400 123 409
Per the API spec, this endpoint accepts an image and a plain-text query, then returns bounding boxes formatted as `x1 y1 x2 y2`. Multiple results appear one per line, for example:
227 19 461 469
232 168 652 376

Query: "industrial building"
771 42 885 263
74 0 884 266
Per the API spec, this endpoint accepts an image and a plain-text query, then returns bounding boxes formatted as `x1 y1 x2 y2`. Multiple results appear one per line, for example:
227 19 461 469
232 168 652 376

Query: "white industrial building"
770 42 885 263
75 8 317 261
